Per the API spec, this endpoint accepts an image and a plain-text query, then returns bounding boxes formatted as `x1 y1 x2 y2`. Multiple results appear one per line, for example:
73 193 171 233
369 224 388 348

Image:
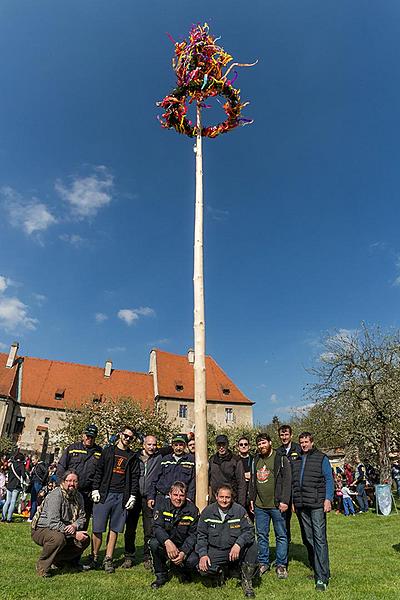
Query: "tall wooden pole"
193 103 208 511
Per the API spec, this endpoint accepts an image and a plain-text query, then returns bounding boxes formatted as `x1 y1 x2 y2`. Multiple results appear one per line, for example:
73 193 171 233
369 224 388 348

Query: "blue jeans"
342 497 354 515
2 489 20 521
30 480 43 520
298 507 330 583
356 483 369 512
254 506 288 567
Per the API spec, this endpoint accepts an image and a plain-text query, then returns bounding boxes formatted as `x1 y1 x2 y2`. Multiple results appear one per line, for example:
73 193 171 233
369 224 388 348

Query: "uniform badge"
154 511 159 520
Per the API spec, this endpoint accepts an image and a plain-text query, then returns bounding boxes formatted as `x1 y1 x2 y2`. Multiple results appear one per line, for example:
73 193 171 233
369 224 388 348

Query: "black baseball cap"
84 424 98 437
216 434 228 445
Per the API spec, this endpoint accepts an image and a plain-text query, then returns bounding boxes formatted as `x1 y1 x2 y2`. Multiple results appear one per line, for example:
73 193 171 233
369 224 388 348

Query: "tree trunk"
378 423 391 483
193 103 208 511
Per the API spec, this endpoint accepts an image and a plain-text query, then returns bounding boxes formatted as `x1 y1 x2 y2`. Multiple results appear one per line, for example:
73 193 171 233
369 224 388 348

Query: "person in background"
344 463 354 486
0 458 7 513
354 459 369 513
341 484 356 516
391 462 400 498
291 432 334 592
187 436 195 456
334 473 343 514
2 451 28 523
29 454 48 522
31 470 90 577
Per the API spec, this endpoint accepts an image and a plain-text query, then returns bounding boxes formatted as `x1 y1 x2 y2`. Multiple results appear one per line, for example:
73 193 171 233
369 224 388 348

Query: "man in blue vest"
291 432 334 592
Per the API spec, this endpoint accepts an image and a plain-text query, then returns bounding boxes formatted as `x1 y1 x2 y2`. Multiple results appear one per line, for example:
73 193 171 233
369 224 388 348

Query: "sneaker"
259 564 270 575
315 580 327 592
121 557 134 569
103 557 115 574
276 565 288 580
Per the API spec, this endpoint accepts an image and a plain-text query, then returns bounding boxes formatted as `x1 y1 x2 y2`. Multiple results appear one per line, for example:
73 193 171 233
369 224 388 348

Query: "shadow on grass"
392 543 400 553
288 543 313 570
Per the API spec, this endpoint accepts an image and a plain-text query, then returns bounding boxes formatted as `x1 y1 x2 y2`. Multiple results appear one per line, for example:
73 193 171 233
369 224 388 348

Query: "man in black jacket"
209 435 246 506
148 434 195 504
197 484 258 598
248 432 291 579
149 481 199 589
29 454 48 521
276 424 301 544
56 424 102 528
90 425 140 573
122 434 159 569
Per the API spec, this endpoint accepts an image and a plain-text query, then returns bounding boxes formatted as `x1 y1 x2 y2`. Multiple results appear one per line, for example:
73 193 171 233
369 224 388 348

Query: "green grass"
1 508 400 600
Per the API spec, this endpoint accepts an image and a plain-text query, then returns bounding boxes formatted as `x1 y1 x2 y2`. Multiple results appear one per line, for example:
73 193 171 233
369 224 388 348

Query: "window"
179 404 188 419
225 408 234 423
44 417 50 424
13 416 25 434
54 388 65 400
175 381 184 392
222 387 230 395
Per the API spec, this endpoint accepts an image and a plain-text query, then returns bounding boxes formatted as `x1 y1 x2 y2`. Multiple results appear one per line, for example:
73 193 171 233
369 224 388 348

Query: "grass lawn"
1 507 400 600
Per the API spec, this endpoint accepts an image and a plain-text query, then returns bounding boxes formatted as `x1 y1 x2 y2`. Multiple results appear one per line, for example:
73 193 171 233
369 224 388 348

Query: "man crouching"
196 485 258 598
31 470 90 577
149 481 199 588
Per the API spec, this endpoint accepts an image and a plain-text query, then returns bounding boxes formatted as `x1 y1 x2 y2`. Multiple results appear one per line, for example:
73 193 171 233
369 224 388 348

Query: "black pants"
201 541 258 576
148 537 198 575
81 491 94 531
298 507 330 583
124 495 153 560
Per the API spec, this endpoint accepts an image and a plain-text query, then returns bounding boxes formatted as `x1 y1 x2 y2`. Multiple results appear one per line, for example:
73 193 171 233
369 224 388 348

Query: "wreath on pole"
157 23 257 138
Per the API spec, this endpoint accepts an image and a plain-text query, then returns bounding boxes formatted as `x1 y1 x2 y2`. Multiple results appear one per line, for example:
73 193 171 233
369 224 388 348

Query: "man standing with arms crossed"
291 432 334 592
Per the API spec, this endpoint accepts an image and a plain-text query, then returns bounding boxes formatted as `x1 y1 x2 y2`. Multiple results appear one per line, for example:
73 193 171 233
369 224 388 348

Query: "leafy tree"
307 324 400 482
0 435 16 456
56 397 177 451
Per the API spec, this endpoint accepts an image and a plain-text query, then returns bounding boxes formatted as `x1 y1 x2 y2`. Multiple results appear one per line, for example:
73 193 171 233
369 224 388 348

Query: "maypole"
158 23 256 510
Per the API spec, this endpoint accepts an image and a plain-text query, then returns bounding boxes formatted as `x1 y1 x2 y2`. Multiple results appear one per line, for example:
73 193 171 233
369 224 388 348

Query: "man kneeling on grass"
196 485 258 598
31 470 90 577
149 481 199 589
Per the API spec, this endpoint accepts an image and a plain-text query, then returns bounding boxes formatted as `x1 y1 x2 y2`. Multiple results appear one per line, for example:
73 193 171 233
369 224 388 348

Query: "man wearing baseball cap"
147 434 195 506
56 424 102 528
209 435 246 506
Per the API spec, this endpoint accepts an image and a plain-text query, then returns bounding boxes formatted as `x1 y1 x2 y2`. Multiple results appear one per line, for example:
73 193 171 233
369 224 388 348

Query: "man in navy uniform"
149 481 199 589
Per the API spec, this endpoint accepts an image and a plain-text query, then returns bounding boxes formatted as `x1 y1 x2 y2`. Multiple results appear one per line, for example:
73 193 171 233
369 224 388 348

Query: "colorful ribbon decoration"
157 23 256 138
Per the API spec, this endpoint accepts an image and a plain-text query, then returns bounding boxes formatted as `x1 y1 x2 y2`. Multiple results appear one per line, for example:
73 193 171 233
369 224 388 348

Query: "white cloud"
0 296 38 332
0 276 10 294
0 341 8 351
147 338 170 347
2 186 57 235
95 312 108 323
59 233 85 246
117 306 155 326
270 393 278 404
32 293 46 306
56 166 113 218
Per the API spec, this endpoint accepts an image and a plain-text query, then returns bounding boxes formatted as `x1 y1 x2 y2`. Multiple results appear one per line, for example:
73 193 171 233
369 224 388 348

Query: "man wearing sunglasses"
90 426 140 573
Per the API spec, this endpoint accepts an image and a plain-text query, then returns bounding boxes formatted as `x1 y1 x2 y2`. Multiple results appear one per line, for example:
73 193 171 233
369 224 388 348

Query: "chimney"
104 359 112 378
6 342 19 369
187 348 195 364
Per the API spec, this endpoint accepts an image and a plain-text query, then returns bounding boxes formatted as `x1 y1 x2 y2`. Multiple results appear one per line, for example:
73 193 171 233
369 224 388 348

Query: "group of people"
333 461 373 516
10 423 337 594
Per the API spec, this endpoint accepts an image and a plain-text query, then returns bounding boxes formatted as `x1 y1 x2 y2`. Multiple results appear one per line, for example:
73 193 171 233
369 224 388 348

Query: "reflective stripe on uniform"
181 515 194 521
204 518 224 524
227 518 241 523
68 449 88 454
163 511 174 517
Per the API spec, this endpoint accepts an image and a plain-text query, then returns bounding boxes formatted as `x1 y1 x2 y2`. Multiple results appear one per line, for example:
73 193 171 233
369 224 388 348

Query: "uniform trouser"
148 537 198 575
80 491 94 530
200 541 258 576
32 528 90 575
124 495 153 561
297 507 330 584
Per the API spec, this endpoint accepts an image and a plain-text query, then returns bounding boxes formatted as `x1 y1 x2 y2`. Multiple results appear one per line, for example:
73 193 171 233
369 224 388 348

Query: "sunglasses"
122 433 134 441
239 442 249 447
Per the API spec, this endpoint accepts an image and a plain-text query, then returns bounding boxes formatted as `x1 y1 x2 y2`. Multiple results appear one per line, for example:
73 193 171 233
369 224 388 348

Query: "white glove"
91 490 100 503
125 495 136 510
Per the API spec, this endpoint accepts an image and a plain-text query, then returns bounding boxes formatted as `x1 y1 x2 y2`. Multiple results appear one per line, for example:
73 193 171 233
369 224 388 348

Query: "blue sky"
1 1 400 423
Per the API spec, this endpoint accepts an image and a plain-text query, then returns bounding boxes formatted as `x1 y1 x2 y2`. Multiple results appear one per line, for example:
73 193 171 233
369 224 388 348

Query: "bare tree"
307 324 400 482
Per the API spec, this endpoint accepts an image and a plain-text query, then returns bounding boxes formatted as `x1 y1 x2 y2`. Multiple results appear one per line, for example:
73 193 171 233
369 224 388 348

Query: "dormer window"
55 388 65 400
175 381 184 392
222 387 230 395
92 394 103 404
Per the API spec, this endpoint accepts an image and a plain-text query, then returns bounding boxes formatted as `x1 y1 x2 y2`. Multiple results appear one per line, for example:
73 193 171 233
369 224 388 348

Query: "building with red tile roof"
0 344 253 457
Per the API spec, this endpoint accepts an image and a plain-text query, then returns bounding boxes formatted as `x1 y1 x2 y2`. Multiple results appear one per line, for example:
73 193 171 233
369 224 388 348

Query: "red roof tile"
0 352 18 398
21 356 154 410
154 350 253 405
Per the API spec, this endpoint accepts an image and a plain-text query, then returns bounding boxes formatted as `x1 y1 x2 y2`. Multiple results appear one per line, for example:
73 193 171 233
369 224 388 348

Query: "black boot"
241 564 256 598
151 573 168 589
